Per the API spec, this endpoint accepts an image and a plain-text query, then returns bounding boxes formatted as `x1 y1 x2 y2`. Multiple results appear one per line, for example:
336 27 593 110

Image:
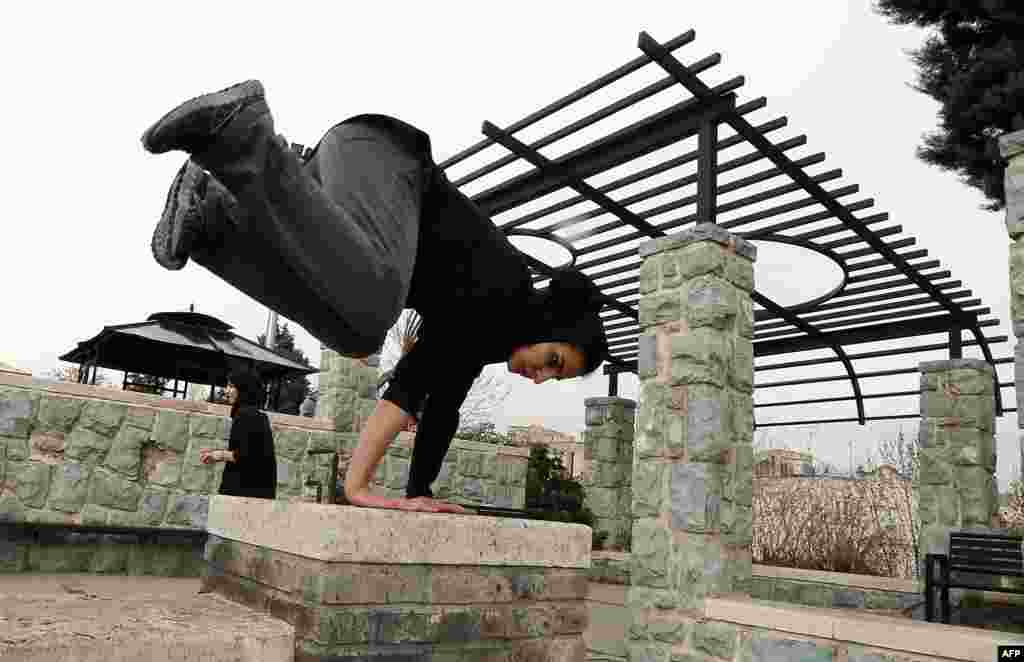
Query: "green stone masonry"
317 347 380 434
628 224 757 662
584 397 636 550
1001 130 1024 476
917 359 998 567
0 372 528 576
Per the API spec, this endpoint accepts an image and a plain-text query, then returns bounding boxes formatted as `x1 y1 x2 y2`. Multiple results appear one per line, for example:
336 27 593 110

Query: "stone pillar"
627 224 756 661
917 359 997 562
203 497 590 661
318 346 379 434
583 397 636 551
1001 130 1024 477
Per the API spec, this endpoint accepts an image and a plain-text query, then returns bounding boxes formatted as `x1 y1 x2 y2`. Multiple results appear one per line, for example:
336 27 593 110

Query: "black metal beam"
698 119 717 223
557 138 819 245
512 114 793 236
474 93 738 216
755 296 980 332
755 336 1007 371
483 121 671 238
756 414 920 428
755 304 989 341
754 315 996 357
520 252 638 321
754 286 970 323
756 389 919 408
638 31 975 326
440 29 697 170
752 291 865 424
567 165 845 258
457 52 725 188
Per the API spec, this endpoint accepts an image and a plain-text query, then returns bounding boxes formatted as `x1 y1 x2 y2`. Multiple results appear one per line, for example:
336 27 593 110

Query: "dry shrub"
996 478 1024 534
753 475 916 578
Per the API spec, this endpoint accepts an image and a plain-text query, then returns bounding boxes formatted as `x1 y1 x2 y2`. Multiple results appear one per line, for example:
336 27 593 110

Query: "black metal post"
924 553 935 622
698 119 718 224
608 372 619 397
940 556 951 624
948 327 963 359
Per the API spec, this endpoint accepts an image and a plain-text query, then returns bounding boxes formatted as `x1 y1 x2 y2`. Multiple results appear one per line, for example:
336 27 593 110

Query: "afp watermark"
999 646 1024 659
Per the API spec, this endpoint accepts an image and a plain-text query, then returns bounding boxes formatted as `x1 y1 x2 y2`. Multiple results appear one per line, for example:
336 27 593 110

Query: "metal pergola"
439 29 1012 428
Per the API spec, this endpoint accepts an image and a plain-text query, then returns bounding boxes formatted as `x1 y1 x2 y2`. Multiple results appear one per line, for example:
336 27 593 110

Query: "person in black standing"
200 371 277 499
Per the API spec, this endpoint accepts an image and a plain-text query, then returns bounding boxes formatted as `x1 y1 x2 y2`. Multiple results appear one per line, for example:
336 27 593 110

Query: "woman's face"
225 383 239 404
506 342 585 384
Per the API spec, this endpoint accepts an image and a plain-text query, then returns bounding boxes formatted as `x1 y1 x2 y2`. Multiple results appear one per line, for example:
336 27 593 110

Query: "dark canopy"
59 311 317 397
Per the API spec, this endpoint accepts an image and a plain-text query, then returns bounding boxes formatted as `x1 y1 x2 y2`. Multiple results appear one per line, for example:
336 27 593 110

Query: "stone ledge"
705 596 1021 662
752 564 920 594
394 431 532 458
584 397 637 408
206 496 591 568
918 358 994 374
0 372 338 431
638 222 757 260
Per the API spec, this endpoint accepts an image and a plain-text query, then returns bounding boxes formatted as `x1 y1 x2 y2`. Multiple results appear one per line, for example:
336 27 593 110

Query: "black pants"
191 120 426 356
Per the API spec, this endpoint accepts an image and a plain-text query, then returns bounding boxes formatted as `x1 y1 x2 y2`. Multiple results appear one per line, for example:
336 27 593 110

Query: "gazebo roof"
441 29 1012 427
59 311 317 386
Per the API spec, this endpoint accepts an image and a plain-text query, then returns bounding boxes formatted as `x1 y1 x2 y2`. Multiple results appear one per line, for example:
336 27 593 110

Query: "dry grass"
753 475 917 578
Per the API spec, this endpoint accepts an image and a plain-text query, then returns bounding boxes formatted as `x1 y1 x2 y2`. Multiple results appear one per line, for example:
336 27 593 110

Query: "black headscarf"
228 369 265 418
506 267 609 376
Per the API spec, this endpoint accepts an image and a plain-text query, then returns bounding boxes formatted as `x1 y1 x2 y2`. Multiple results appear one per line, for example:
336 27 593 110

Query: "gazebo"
58 311 317 409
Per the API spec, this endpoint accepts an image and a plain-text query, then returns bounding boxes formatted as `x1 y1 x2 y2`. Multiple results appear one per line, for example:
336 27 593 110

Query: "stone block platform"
202 496 592 661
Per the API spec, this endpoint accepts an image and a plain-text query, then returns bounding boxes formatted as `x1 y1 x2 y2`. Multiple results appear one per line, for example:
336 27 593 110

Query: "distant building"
506 424 586 479
754 449 814 478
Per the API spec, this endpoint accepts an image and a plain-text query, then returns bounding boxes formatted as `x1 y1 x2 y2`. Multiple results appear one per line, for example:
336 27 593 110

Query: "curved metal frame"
503 228 579 271
742 233 849 314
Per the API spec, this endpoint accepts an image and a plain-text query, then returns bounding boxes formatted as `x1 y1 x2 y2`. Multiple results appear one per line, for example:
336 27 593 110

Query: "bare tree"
868 427 921 578
46 364 109 385
378 310 511 430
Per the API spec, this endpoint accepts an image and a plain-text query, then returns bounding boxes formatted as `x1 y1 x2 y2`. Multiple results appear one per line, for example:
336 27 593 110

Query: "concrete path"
0 574 293 661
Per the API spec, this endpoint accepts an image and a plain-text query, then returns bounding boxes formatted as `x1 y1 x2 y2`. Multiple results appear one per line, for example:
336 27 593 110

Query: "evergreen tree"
258 321 313 415
875 1 1024 209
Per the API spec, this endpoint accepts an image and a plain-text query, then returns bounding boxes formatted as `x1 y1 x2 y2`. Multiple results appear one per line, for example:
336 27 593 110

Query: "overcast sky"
3 1 1019 488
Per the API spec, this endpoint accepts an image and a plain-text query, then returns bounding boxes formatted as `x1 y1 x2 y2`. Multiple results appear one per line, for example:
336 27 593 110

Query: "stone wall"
0 373 528 537
748 565 921 613
917 359 998 567
317 347 379 434
1001 130 1024 480
583 397 635 551
362 431 529 509
628 224 757 661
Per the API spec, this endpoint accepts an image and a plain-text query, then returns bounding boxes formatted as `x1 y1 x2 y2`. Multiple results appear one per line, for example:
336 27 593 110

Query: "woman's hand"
345 489 469 514
199 449 232 464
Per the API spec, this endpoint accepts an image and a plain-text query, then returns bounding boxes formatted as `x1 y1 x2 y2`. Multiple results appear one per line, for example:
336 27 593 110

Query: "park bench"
924 530 1024 623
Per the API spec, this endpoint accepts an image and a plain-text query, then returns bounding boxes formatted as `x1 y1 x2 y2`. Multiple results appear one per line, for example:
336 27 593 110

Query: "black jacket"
339 114 558 498
219 405 277 499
